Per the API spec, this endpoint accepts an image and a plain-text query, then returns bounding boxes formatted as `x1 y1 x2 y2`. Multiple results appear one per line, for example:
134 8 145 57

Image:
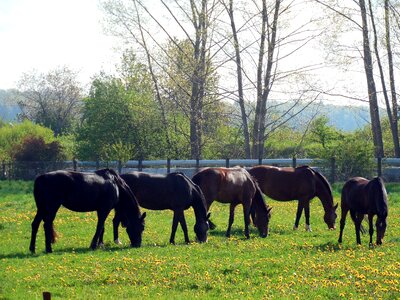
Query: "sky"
0 0 119 90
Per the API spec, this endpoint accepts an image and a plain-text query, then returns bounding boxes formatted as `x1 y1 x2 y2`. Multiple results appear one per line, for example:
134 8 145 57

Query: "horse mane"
175 172 208 216
309 167 333 200
96 169 141 219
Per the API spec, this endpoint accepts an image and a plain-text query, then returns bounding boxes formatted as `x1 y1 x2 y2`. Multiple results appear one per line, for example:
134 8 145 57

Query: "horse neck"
314 173 334 212
252 186 267 215
191 188 208 222
370 178 388 217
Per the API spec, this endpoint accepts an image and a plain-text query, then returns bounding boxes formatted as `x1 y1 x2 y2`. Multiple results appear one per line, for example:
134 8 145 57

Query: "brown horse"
192 166 272 239
338 177 388 246
249 165 337 231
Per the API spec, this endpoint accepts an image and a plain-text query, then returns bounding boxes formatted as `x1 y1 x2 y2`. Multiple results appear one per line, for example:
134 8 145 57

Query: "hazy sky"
0 0 119 90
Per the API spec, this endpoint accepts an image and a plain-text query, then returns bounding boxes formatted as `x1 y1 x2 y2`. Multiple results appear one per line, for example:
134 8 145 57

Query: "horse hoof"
293 226 298 230
305 225 312 232
114 239 122 245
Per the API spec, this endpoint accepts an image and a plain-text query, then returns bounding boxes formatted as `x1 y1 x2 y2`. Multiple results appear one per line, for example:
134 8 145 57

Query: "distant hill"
0 88 375 131
318 103 371 131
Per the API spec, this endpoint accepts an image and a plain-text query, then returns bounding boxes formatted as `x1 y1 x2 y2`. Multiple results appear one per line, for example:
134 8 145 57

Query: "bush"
13 136 66 161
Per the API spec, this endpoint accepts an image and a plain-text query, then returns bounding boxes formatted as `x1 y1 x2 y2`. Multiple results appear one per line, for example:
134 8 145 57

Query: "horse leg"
43 209 58 254
206 200 217 230
338 207 348 244
170 211 179 244
112 214 122 245
29 210 43 253
293 201 304 230
304 200 312 232
90 210 110 250
242 203 251 239
350 210 362 245
226 203 236 238
98 227 105 248
177 210 190 244
368 214 374 247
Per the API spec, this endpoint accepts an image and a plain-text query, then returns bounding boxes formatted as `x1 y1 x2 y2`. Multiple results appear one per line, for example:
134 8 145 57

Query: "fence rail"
2 157 400 182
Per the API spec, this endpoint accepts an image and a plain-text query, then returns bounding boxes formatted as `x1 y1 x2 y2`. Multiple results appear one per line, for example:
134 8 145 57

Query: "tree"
76 63 165 161
15 66 82 136
315 0 385 158
101 0 221 159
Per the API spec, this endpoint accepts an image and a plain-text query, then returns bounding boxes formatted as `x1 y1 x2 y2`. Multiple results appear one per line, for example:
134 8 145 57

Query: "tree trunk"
385 0 400 157
359 0 384 158
252 0 280 159
227 0 251 158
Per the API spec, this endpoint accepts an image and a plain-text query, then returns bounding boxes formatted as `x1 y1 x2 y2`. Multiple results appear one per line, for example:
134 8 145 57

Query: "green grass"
0 180 399 299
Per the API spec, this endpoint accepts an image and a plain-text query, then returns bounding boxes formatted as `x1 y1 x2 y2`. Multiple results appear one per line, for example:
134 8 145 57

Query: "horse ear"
206 213 211 220
141 212 147 220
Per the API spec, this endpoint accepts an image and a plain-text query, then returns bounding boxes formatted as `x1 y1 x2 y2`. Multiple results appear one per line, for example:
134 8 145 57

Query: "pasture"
0 180 399 299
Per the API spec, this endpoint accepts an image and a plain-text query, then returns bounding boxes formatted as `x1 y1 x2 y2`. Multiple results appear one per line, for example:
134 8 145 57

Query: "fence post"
1 161 5 179
330 157 336 184
138 159 143 171
292 156 297 168
196 158 200 171
118 160 122 174
225 158 230 168
96 160 100 170
73 158 77 171
258 156 262 165
167 158 171 174
377 156 382 177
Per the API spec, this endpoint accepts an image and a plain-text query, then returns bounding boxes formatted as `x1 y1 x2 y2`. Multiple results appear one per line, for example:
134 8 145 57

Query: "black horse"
338 177 388 246
112 171 210 244
29 168 146 253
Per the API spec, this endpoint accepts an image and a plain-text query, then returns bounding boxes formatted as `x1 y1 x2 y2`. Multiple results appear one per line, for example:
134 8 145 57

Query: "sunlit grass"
0 180 399 299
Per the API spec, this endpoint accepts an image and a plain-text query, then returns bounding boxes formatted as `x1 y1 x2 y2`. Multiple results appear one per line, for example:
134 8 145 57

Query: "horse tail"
51 224 57 243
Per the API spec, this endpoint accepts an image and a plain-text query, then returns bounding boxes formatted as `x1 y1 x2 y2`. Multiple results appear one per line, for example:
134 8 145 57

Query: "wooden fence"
2 157 400 182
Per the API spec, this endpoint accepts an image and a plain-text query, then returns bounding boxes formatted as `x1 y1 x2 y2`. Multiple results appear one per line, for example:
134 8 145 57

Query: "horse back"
34 170 117 212
121 172 193 210
193 167 255 204
249 165 315 200
341 177 370 214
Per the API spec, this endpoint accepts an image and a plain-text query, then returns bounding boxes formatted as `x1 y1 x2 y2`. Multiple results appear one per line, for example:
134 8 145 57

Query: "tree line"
1 0 400 169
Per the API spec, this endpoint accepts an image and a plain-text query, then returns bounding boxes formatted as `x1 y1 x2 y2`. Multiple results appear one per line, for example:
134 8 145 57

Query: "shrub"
13 136 66 161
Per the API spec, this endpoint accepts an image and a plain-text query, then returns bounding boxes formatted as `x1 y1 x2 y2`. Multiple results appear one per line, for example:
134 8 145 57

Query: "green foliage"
13 136 66 161
0 120 55 161
76 68 167 161
1 181 399 299
333 133 375 179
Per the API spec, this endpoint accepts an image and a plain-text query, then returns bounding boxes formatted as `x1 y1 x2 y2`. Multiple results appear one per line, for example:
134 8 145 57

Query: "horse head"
125 212 146 247
324 203 338 230
194 212 210 243
252 204 272 238
98 169 147 248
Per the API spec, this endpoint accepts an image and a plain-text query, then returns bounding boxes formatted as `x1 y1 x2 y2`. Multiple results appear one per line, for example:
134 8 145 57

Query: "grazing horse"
112 171 210 244
29 169 146 253
338 177 388 245
192 166 272 239
249 165 337 231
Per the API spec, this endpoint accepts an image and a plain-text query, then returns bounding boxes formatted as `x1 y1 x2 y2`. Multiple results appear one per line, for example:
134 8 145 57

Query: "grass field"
0 180 399 299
